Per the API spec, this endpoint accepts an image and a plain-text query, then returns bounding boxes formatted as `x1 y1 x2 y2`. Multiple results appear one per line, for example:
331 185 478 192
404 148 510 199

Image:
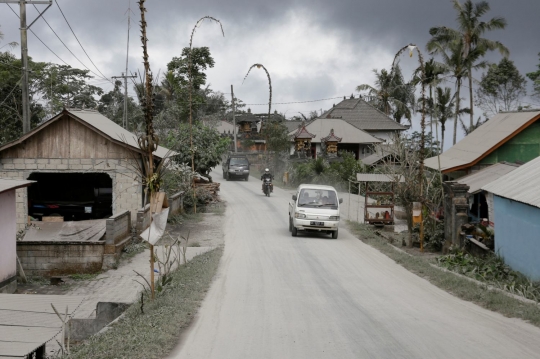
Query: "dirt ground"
161 204 225 248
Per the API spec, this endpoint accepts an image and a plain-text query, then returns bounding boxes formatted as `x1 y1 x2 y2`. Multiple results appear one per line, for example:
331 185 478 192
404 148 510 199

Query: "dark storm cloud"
1 0 539 122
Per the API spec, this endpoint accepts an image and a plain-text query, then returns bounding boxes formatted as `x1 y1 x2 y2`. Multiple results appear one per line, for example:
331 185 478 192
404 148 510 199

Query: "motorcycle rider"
261 168 274 193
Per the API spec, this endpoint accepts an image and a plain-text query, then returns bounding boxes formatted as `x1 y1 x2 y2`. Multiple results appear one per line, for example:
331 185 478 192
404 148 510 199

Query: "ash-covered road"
170 172 540 359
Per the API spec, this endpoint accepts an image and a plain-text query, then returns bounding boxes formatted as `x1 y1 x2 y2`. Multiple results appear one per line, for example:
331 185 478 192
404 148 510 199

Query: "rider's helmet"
265 168 270 173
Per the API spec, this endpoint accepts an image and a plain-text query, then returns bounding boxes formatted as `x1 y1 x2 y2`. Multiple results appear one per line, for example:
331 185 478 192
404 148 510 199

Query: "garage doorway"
28 172 113 221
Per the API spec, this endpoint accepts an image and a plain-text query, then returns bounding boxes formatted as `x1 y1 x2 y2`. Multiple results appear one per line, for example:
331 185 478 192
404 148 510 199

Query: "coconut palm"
429 38 485 145
434 87 456 151
356 65 415 124
413 58 445 136
428 0 508 129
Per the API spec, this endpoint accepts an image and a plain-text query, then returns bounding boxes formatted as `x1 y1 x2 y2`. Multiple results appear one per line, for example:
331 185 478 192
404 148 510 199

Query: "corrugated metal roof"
356 173 405 182
456 162 520 194
0 294 84 314
482 155 540 208
0 342 44 358
288 118 381 144
0 179 34 194
361 145 396 165
0 109 175 159
425 111 540 172
320 98 408 131
69 110 173 158
0 294 84 357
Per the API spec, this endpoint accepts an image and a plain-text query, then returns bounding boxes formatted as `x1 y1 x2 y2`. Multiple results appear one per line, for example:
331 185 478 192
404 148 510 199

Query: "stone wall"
17 241 105 277
0 158 141 230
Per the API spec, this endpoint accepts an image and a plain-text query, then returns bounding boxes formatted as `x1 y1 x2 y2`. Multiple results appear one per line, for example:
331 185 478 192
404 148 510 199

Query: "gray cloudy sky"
1 0 539 146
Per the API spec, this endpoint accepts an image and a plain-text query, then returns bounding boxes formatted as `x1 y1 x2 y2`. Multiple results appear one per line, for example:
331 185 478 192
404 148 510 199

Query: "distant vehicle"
222 154 250 181
263 177 272 197
288 184 343 239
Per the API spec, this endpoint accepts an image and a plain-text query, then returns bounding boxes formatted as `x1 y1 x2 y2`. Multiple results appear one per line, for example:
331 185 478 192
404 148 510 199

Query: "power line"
244 96 344 106
32 3 110 82
55 0 111 83
6 4 75 68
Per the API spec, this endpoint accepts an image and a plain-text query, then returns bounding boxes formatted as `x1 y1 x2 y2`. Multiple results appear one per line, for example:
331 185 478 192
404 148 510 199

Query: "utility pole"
1 0 52 133
231 84 237 153
112 72 136 129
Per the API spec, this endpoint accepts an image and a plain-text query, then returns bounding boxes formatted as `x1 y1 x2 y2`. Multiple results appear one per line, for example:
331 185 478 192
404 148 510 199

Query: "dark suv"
222 155 250 181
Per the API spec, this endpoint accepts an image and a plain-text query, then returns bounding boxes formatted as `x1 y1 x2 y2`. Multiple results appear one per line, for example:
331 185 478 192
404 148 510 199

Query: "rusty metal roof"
456 162 520 194
0 179 34 195
425 111 540 172
0 294 84 358
483 156 540 208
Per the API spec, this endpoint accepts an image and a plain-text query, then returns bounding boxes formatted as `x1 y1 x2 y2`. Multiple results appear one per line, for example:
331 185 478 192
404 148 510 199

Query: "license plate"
310 221 324 226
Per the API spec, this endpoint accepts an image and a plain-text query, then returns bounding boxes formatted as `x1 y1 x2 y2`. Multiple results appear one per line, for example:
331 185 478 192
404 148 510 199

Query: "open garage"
28 172 113 221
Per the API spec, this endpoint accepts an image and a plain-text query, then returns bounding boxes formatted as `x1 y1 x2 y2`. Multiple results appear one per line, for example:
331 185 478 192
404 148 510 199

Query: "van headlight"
295 212 306 219
329 216 340 221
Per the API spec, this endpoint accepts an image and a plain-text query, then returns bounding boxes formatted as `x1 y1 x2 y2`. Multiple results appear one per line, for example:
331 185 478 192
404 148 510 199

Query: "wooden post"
150 244 155 299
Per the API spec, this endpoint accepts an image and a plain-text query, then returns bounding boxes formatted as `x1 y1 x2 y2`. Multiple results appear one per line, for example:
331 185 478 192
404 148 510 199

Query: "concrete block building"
0 109 172 230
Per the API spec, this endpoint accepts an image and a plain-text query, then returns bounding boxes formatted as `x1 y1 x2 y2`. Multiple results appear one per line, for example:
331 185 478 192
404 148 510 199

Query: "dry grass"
346 221 540 328
65 247 223 359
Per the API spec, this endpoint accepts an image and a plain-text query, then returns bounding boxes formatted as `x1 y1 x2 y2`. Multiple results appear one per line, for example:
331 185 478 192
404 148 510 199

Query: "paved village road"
170 172 540 359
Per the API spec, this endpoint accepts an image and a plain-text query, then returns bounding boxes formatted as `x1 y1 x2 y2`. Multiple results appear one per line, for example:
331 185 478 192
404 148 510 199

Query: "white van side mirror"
339 198 343 204
292 194 297 201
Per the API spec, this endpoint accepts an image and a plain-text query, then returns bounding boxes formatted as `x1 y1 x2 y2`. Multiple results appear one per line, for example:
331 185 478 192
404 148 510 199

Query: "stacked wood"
195 182 220 193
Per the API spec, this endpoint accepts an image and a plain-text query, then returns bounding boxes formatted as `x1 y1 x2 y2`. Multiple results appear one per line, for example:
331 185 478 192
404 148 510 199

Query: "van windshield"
298 188 338 208
230 158 249 166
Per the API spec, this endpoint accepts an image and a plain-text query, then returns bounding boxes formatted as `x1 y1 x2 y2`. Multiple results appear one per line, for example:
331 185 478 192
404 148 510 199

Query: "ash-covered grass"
347 221 540 327
66 246 223 359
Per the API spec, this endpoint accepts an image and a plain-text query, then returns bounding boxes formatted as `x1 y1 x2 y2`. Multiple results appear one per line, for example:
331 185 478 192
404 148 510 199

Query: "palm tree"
459 116 485 135
429 39 484 145
428 0 508 129
356 65 415 124
413 58 445 136
434 87 456 151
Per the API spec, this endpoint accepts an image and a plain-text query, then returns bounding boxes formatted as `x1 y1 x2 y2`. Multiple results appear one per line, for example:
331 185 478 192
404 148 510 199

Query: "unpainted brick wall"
17 242 105 277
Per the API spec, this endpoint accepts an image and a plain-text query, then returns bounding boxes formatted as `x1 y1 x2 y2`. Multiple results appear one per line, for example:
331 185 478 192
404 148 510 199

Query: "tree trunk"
453 79 461 145
441 123 445 153
429 86 433 136
468 71 474 129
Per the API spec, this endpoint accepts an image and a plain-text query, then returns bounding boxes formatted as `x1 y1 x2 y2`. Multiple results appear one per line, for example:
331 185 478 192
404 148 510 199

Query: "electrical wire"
32 3 110 82
55 0 112 83
6 4 75 68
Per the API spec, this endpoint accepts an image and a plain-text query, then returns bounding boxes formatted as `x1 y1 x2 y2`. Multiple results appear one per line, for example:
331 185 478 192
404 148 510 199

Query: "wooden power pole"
231 84 237 153
111 73 136 129
0 0 52 134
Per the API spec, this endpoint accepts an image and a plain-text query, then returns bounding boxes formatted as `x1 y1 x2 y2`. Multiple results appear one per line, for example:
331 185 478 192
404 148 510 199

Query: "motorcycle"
263 177 273 197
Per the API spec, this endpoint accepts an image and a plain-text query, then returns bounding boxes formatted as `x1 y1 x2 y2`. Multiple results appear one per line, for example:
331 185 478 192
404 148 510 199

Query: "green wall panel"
481 121 540 165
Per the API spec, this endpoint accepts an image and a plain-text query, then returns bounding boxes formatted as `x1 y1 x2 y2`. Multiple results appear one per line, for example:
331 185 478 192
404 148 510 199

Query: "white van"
288 184 343 239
